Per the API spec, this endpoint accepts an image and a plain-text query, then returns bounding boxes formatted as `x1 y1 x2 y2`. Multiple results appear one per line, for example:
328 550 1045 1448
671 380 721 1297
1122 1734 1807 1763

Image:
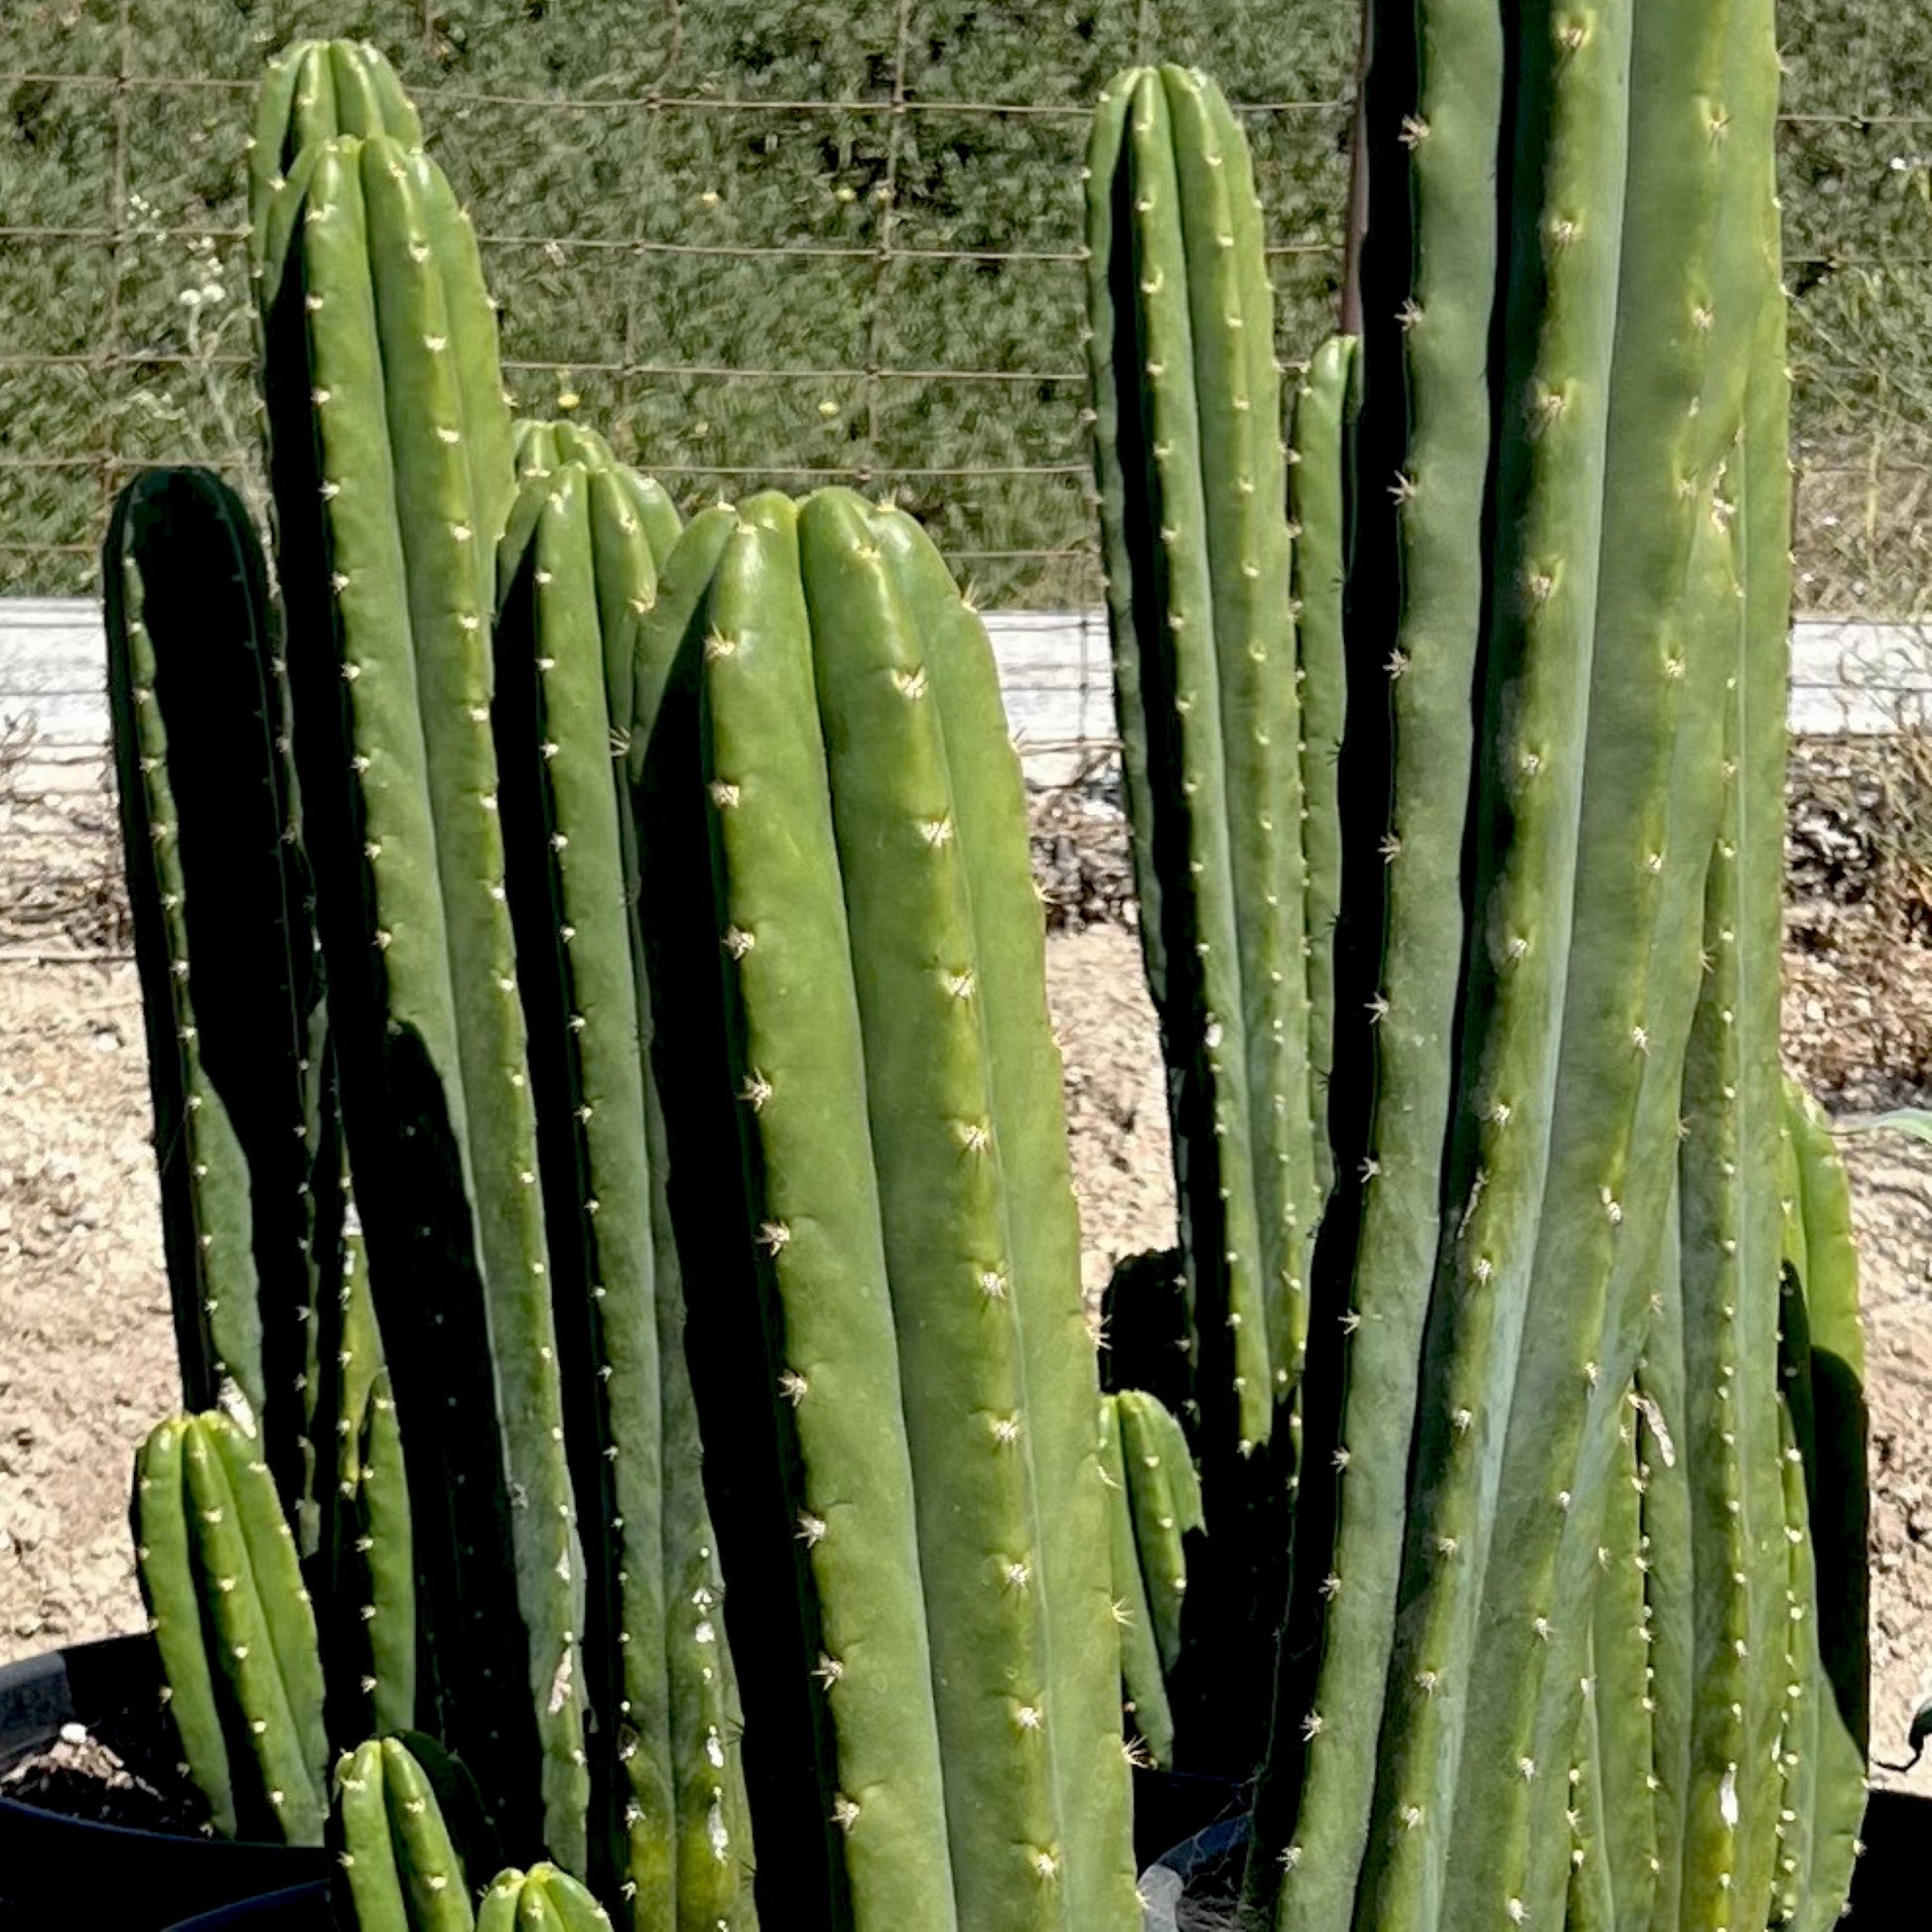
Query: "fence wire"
6 1 1932 963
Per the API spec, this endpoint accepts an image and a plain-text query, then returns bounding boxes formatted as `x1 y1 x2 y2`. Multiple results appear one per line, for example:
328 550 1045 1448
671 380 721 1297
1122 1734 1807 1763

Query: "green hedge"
0 0 1924 612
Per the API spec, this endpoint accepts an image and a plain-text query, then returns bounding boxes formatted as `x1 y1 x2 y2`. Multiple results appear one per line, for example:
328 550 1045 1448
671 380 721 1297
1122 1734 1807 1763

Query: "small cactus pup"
333 1734 482 1932
637 490 1139 1930
255 100 582 1863
494 456 758 1929
104 466 337 1548
315 1212 417 1746
133 1412 330 1846
478 1864 615 1932
1098 1394 1181 1769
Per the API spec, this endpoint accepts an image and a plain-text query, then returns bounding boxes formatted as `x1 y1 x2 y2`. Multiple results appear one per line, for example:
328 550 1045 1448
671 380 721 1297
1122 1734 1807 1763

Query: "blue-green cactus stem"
478 1865 615 1932
1083 76 1167 1017
1436 4 1781 1918
1635 1199 1694 1932
852 491 1143 1929
1363 1 1631 1910
1114 1389 1197 1675
1166 65 1318 1393
1247 0 1503 1912
1781 1085 1867 1930
1590 1399 1660 1932
658 1226 759 1932
135 1418 238 1838
334 1735 477 1932
608 496 759 1930
799 483 1079 1928
1771 1382 1820 1932
1099 1396 1173 1769
185 1418 326 1844
358 156 583 1772
258 129 578 1861
104 468 334 1532
310 1203 416 1743
1677 739 1759 1927
494 460 676 1921
248 40 422 280
1290 336 1356 1207
136 1412 330 1846
657 497 955 1931
1086 68 1274 1451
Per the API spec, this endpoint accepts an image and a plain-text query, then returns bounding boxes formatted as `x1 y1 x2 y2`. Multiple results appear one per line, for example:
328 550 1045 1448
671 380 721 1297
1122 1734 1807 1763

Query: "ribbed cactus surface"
1085 72 1356 1778
1086 66 1320 1456
479 1864 616 1932
1188 2 1872 1929
256 112 583 1862
638 488 1140 1932
134 1412 331 1847
334 1735 476 1932
496 432 757 1930
104 467 334 1539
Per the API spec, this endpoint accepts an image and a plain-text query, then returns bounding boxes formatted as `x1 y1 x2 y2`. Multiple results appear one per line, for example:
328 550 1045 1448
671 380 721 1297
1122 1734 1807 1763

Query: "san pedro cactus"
1098 1395 1175 1769
104 467 336 1541
479 1864 615 1932
1084 6 1866 1929
636 488 1140 1932
334 1734 478 1932
255 116 583 1861
134 1412 331 1846
107 460 416 1793
319 1219 417 1745
495 436 757 1929
1086 76 1360 1774
1086 65 1318 1458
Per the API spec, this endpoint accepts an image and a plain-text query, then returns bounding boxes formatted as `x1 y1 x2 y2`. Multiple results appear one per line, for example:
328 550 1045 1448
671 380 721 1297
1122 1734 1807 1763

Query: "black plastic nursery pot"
163 1882 337 1931
0 1633 327 1926
1848 1783 1931 1919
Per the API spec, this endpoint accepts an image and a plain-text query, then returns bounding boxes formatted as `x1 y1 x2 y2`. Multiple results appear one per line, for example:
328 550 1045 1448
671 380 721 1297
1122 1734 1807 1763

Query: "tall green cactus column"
808 491 1141 1930
1246 0 1504 1912
257 126 583 1865
1085 66 1317 1451
1353 8 1631 1922
104 468 337 1537
1085 63 1342 1779
495 446 757 1930
637 498 957 1932
496 461 675 1921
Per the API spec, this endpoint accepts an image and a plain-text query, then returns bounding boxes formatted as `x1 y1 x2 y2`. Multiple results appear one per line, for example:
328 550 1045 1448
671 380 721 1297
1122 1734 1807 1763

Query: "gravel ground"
5 919 1931 1799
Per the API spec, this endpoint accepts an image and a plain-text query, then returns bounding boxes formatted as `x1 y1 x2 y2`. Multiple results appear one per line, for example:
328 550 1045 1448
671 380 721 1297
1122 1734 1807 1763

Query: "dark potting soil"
1 1699 210 1837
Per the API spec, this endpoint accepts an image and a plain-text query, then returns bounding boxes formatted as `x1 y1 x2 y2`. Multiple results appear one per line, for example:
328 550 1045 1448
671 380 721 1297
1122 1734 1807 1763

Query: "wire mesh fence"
6 1 1932 963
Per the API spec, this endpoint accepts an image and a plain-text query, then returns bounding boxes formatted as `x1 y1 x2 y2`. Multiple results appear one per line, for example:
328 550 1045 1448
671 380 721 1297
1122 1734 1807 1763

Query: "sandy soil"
4 924 1930 1800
